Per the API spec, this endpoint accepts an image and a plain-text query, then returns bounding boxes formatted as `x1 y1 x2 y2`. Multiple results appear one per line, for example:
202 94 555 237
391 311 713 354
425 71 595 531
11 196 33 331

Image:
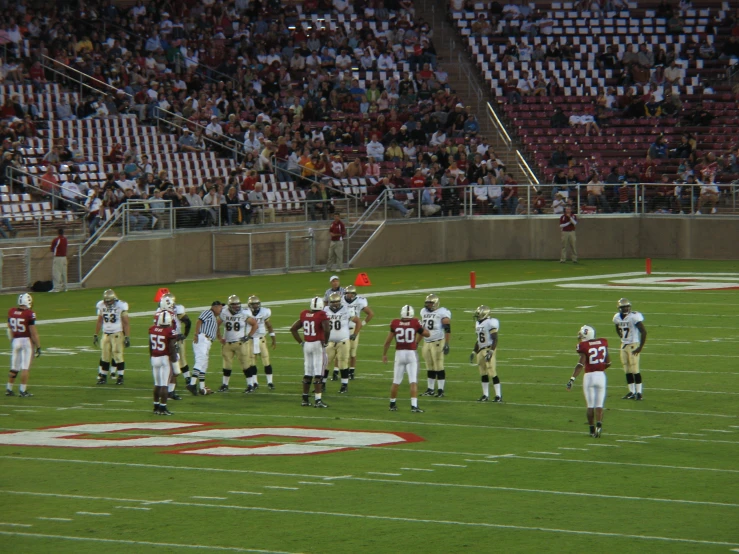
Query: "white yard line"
0 522 32 527
431 464 467 468
228 491 263 496
191 496 226 500
400 468 434 472
297 481 333 486
367 472 401 476
264 486 299 491
510 455 739 474
37 517 73 522
0 531 301 553
116 506 150 511
76 512 110 516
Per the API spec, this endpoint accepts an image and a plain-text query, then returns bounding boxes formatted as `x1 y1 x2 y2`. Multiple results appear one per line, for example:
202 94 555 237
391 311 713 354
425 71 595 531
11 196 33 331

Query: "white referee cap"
329 275 339 282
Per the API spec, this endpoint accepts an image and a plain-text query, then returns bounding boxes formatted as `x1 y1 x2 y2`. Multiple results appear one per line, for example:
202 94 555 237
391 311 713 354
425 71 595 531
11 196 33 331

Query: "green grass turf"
0 259 738 553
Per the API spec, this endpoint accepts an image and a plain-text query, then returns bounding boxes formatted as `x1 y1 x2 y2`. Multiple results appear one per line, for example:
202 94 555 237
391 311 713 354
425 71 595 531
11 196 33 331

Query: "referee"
324 275 345 303
187 301 224 396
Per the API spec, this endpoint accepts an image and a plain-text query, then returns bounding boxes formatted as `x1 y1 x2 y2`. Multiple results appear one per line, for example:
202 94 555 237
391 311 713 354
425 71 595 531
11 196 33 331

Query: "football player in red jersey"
567 325 611 438
149 311 179 415
290 297 331 408
382 305 430 413
6 294 41 397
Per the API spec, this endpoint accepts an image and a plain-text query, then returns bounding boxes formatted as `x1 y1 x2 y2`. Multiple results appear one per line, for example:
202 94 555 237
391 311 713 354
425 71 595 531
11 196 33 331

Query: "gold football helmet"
329 291 342 311
425 293 440 311
474 305 491 322
103 289 117 307
227 294 242 314
248 295 261 312
343 285 357 302
618 298 631 315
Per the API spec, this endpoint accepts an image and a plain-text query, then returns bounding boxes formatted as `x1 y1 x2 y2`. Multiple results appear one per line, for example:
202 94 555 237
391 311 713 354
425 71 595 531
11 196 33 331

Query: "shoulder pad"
175 304 186 315
119 301 130 311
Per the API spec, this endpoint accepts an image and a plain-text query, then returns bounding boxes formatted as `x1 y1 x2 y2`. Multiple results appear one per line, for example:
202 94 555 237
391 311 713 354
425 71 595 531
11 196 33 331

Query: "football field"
1 259 738 554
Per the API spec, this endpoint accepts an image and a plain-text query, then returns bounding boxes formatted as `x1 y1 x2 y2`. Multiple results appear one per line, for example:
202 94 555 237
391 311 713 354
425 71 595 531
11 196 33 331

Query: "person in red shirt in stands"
50 228 68 292
410 168 426 188
559 205 578 263
324 212 346 273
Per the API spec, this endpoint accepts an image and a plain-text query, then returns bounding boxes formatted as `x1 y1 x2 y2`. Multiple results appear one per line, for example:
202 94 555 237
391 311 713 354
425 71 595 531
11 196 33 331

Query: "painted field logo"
0 422 424 456
557 274 739 292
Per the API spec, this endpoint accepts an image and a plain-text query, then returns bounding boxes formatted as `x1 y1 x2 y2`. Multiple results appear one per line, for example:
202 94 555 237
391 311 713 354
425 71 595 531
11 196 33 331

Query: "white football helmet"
17 293 32 309
400 305 414 319
578 325 596 341
159 293 176 311
156 311 173 327
310 297 324 311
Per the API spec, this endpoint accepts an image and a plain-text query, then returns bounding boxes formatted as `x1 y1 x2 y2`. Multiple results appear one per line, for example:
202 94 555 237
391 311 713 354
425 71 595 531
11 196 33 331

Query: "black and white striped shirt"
197 309 220 340
324 287 345 303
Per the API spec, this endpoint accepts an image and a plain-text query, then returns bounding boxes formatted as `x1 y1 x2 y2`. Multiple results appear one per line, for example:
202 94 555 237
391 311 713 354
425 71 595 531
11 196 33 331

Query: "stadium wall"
353 217 739 266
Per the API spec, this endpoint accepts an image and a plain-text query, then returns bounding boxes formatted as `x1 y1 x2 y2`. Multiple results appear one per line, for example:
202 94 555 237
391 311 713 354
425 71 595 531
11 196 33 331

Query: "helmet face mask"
227 294 241 314
310 297 324 311
618 298 631 315
17 293 32 309
103 289 117 307
578 325 596 341
474 305 491 322
329 292 342 312
248 295 261 313
343 285 357 302
400 305 414 319
424 293 440 311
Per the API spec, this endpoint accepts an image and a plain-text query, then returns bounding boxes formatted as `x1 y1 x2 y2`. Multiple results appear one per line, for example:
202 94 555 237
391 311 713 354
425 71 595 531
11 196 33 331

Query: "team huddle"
6 283 648 436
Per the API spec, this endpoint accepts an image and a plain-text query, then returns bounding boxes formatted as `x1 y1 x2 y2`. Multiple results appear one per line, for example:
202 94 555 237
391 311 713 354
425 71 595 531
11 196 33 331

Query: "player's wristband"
569 377 576 382
269 332 275 337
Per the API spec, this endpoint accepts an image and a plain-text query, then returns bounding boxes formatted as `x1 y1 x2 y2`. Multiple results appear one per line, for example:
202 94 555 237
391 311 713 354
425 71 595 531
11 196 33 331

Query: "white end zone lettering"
557 274 739 292
0 423 424 456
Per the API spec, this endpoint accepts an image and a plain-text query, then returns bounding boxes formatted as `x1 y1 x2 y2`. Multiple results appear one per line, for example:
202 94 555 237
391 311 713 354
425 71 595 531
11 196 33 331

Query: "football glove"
176 334 185 342
35 347 42 358
93 334 99 346
469 352 476 364
349 334 356 341
442 344 450 355
484 350 493 362
124 336 131 348
566 377 575 390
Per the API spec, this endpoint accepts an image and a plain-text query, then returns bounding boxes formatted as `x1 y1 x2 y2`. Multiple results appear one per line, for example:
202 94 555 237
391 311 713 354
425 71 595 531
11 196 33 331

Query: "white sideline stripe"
400 468 434 472
298 481 333 486
264 486 299 491
191 496 226 500
701 429 735 433
345 477 739 508
528 451 561 455
510 456 739 474
616 440 649 444
367 472 401 476
0 531 300 553
587 444 620 447
76 512 110 516
116 506 150 511
228 491 263 496
0 522 32 527
432 464 467 468
558 447 589 451
106 400 134 403
465 459 498 463
37 517 73 522
0 271 645 329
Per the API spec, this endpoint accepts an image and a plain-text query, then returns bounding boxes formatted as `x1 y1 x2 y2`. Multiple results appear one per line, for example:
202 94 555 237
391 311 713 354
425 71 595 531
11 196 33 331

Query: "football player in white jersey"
332 285 374 381
155 293 192 400
219 295 257 393
612 298 647 400
93 289 130 385
247 295 277 391
470 305 502 402
419 294 452 397
323 292 361 394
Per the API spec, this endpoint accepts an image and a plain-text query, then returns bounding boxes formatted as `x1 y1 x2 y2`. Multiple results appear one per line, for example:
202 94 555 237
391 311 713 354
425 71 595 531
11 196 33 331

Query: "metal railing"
41 54 134 104
458 52 485 115
0 243 83 291
154 106 243 161
486 102 513 150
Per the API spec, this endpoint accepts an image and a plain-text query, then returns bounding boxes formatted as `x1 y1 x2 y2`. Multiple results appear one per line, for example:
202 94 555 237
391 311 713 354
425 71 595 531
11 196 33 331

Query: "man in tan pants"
559 205 578 263
325 212 346 272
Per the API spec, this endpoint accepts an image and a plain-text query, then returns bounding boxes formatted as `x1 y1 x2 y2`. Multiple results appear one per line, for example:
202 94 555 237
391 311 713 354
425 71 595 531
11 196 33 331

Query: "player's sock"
19 384 26 393
117 362 125 377
168 383 175 393
153 402 160 412
222 369 232 387
340 369 349 385
265 365 273 385
437 370 446 391
634 373 643 394
596 421 602 428
481 376 490 397
427 370 437 391
411 397 418 408
181 365 191 380
199 374 206 391
6 383 12 392
493 377 501 398
323 369 329 384
589 425 595 435
349 367 355 378
315 392 322 401
100 360 110 376
626 373 635 393
629 383 635 394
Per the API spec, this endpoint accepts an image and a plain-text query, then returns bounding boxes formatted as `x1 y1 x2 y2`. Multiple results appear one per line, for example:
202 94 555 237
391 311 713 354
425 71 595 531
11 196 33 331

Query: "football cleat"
314 399 329 408
116 376 124 385
160 408 173 416
411 406 425 413
218 384 229 392
635 393 643 401
96 375 107 385
331 370 339 381
389 403 397 411
267 383 275 390
244 385 254 394
594 426 602 438
5 389 15 396
435 389 445 398
252 383 259 391
478 395 489 402
622 392 635 400
421 389 435 396
199 387 214 395
339 384 348 394
493 396 503 402
186 383 198 396
168 391 182 400
153 407 160 415
301 396 312 407
348 369 355 380
19 391 33 397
